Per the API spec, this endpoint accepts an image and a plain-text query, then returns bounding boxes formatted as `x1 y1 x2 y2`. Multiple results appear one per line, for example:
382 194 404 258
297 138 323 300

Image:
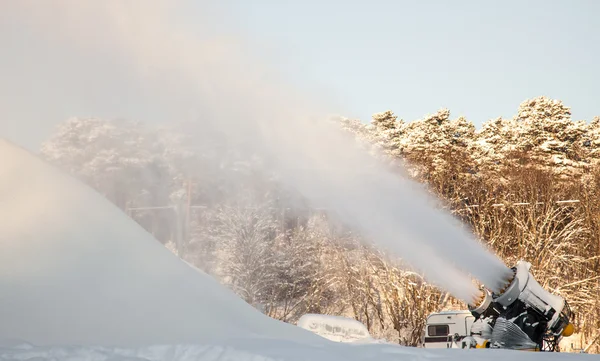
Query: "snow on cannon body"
465 260 574 351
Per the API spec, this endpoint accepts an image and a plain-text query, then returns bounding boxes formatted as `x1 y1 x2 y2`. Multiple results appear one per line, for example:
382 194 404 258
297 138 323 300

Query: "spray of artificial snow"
1 0 511 301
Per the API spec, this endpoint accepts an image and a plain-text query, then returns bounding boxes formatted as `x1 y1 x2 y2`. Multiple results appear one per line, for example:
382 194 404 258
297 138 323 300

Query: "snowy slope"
0 139 322 347
0 138 595 360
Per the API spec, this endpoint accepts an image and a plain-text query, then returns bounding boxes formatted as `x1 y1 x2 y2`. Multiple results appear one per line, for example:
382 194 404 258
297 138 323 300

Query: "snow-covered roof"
297 314 373 343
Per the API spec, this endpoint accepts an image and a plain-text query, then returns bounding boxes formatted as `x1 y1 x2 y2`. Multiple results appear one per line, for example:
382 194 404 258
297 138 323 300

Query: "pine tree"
474 117 518 177
511 96 588 178
586 116 600 163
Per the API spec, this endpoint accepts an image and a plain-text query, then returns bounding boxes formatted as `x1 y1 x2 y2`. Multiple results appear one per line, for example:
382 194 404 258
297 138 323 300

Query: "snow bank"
0 139 321 347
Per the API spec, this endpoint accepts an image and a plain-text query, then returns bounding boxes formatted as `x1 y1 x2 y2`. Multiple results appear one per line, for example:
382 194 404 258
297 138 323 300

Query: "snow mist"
3 1 512 301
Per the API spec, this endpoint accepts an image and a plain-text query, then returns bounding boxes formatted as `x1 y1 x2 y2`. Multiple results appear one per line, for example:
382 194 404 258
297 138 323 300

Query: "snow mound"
0 139 320 347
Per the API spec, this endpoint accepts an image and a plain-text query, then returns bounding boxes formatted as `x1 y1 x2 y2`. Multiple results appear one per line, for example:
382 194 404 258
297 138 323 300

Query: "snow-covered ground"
0 139 595 360
0 342 596 361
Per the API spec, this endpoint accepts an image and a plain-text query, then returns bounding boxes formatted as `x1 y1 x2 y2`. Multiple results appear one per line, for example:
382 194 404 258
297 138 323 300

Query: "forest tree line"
40 96 600 352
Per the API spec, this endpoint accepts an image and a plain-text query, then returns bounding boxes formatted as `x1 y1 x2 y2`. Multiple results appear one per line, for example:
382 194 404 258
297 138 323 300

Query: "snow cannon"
467 260 574 351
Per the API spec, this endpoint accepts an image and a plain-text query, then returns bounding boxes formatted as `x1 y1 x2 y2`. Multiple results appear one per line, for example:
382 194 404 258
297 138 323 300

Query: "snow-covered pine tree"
586 116 600 164
511 96 588 178
400 109 477 201
368 110 406 158
474 116 518 178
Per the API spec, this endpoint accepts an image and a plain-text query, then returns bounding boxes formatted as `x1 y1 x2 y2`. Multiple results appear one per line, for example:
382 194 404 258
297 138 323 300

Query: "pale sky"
1 0 599 150
220 0 600 122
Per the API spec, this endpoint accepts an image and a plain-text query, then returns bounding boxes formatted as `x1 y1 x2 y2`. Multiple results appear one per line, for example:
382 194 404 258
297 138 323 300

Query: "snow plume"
3 1 511 302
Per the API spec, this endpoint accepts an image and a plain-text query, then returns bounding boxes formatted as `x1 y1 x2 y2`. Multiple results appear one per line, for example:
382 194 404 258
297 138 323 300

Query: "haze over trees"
40 96 600 352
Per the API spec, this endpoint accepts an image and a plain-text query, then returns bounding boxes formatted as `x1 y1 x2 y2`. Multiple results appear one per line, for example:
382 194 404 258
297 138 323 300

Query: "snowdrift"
0 138 595 360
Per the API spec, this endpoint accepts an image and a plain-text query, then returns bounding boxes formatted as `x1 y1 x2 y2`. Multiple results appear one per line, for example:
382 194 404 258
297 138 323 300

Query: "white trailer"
422 310 475 349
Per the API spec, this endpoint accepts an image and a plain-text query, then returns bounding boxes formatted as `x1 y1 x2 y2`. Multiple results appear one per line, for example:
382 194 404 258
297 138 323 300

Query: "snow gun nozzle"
468 290 485 309
498 270 516 294
468 288 493 317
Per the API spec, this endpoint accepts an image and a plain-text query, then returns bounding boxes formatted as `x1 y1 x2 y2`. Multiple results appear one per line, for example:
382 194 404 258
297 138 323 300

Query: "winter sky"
1 0 599 150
